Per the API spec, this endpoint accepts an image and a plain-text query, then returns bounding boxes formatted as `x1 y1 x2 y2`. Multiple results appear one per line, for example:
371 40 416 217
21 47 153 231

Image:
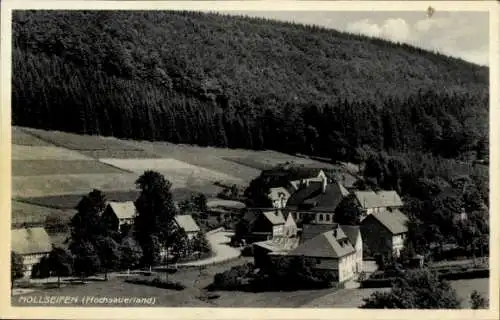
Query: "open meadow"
11 200 74 225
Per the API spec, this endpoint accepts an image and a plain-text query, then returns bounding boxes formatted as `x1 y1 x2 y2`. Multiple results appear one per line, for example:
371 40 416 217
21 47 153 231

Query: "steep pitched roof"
12 227 52 255
301 223 338 243
286 180 347 212
262 210 286 225
366 209 409 235
107 201 136 220
354 190 403 209
340 225 361 246
289 228 355 259
254 237 300 253
174 214 200 233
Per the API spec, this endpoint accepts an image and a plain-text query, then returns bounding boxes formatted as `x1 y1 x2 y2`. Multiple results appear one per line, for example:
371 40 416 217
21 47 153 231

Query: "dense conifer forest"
12 10 488 161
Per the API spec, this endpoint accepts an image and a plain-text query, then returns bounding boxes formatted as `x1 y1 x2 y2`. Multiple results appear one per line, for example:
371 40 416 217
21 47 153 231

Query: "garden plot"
12 160 129 176
99 158 243 187
12 173 140 198
12 145 93 160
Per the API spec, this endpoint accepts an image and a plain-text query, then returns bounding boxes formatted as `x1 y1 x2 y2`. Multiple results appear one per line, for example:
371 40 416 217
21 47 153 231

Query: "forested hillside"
12 10 488 161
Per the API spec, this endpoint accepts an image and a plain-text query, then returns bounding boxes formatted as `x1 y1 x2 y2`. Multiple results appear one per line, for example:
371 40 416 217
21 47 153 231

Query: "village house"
286 177 349 224
353 190 403 220
286 223 358 284
260 165 327 192
253 222 363 284
242 209 286 243
253 212 299 268
101 201 136 232
11 227 52 278
360 209 409 258
174 214 201 240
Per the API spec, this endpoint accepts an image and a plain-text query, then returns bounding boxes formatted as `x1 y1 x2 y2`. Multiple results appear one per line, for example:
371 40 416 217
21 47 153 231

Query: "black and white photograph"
1 0 498 317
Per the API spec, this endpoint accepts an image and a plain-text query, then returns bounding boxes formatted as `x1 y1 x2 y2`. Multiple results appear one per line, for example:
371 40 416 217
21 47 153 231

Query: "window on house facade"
316 258 321 264
325 214 330 221
319 214 324 221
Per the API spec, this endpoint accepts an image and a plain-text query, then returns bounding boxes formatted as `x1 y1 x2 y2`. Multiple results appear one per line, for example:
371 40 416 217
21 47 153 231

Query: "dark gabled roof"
340 225 361 246
289 227 355 259
262 210 286 225
286 180 348 212
301 223 341 243
364 209 409 235
262 166 323 181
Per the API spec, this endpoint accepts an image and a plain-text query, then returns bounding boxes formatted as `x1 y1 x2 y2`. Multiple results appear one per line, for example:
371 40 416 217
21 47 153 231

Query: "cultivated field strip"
12 173 140 198
19 127 147 152
117 140 262 181
12 145 93 161
16 188 201 210
11 127 55 146
12 160 130 176
11 200 75 225
98 158 243 185
12 172 225 198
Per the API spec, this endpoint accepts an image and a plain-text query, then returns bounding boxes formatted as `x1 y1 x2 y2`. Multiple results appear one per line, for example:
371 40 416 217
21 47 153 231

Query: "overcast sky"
221 11 489 66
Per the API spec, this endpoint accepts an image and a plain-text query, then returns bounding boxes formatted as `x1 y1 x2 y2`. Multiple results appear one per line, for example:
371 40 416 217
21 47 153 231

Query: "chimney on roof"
333 227 337 238
322 176 327 193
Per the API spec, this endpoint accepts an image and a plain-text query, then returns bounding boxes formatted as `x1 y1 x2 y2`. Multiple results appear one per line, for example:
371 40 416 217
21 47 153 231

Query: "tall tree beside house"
71 189 107 240
119 236 143 270
244 176 273 208
361 269 461 309
46 247 73 288
69 239 101 279
191 231 211 254
134 170 177 267
95 236 121 281
11 251 24 289
334 194 364 225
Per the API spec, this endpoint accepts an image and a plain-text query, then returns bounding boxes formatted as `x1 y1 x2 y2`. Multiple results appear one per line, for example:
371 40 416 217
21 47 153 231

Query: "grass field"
18 188 218 210
19 127 148 152
79 149 161 159
119 140 262 181
12 173 139 198
11 200 74 225
12 160 129 176
11 127 54 146
99 158 243 186
12 145 93 160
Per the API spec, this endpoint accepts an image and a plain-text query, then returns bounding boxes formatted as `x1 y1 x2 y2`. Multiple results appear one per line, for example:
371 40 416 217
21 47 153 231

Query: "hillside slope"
12 11 488 160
